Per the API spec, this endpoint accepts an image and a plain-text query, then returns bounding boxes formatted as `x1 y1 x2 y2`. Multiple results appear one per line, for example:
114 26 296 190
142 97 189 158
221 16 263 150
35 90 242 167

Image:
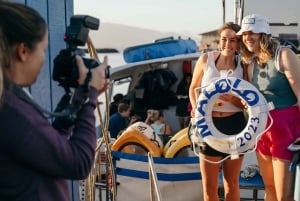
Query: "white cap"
236 14 271 35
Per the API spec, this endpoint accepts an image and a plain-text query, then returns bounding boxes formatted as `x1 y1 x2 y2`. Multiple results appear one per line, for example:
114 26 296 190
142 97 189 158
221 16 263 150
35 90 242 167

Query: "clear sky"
74 0 235 39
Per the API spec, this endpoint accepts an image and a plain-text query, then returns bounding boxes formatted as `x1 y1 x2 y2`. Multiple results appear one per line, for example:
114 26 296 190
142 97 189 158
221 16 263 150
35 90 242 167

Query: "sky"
74 0 235 39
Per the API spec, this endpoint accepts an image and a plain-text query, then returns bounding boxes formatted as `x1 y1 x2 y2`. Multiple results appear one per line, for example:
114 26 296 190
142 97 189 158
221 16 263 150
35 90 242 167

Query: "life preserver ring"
163 127 188 154
111 122 162 157
195 77 270 155
164 127 193 158
126 122 164 150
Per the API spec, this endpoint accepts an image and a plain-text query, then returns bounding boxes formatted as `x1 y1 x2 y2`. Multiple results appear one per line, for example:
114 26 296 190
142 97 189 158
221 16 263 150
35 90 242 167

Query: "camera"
53 15 109 89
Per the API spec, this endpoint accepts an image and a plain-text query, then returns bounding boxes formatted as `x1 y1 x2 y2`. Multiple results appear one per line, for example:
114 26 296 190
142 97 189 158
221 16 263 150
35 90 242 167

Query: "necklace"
258 63 268 78
260 71 267 78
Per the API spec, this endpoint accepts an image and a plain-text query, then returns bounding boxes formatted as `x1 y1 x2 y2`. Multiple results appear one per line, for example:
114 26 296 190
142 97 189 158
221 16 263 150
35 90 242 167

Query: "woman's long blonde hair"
240 33 279 64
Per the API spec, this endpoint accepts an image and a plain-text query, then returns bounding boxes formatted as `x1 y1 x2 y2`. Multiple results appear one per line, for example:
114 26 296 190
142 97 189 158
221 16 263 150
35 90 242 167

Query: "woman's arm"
189 54 207 117
280 48 300 109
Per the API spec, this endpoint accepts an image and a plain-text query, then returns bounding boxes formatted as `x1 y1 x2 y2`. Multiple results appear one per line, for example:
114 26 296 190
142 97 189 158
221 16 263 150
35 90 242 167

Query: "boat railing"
148 152 163 201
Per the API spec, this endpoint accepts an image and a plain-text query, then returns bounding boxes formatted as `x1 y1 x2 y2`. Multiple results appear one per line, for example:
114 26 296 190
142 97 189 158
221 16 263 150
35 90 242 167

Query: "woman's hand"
218 94 235 102
219 94 245 108
190 108 195 118
76 55 110 93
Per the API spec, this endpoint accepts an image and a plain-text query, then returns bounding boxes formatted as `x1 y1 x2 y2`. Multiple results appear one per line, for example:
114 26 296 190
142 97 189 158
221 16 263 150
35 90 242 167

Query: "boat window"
96 76 132 119
111 77 132 101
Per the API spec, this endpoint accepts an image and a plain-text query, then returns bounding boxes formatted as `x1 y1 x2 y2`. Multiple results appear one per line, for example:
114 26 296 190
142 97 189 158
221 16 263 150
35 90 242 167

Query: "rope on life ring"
195 76 272 158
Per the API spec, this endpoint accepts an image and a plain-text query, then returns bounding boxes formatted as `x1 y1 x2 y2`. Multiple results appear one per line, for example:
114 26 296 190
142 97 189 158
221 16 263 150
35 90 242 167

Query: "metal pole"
234 0 239 24
222 0 225 24
234 0 244 25
148 152 162 201
295 164 300 201
239 0 244 25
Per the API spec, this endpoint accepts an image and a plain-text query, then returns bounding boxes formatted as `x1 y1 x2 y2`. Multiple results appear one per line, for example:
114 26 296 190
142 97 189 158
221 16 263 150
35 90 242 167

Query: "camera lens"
105 66 110 78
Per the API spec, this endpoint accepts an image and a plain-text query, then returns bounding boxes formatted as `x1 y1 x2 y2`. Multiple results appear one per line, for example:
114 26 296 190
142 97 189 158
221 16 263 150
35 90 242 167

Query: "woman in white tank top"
189 22 246 201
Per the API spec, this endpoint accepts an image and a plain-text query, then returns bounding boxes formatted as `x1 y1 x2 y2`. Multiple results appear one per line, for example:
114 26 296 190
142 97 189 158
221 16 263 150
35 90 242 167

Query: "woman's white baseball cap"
236 14 271 35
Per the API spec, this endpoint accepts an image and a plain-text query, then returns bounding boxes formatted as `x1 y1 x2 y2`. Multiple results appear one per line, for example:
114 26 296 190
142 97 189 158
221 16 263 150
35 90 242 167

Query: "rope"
81 36 117 201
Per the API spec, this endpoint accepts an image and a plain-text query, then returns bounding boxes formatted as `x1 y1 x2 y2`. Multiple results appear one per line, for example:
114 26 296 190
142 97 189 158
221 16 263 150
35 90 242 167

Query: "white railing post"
148 152 162 201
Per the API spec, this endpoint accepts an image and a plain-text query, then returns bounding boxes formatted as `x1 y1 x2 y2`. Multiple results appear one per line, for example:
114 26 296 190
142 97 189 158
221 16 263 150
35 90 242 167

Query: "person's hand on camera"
90 56 110 93
76 55 110 93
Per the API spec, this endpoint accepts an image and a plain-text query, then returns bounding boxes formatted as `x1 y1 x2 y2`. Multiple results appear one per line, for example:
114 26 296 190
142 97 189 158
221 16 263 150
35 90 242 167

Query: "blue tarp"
123 39 198 63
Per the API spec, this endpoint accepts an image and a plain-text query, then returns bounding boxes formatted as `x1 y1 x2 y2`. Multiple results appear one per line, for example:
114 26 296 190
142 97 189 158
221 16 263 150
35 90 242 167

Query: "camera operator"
0 2 109 201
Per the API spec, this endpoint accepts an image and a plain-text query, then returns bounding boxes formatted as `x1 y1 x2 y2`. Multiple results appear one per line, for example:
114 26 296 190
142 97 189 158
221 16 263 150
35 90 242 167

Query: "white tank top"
201 51 243 112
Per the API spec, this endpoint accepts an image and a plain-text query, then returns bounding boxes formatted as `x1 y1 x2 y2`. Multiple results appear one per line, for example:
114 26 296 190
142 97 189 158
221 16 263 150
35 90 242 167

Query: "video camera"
53 15 109 89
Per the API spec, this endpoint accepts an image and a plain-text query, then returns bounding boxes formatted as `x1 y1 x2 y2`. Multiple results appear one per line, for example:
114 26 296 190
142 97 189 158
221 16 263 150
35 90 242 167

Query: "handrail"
148 152 163 201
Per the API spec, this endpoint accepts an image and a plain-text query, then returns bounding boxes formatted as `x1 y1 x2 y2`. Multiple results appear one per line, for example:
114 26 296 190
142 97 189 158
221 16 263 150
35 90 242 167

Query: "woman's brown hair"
218 22 241 36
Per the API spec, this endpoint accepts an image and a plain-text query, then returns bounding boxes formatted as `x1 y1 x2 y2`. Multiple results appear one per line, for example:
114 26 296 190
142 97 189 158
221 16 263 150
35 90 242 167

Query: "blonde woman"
238 14 300 201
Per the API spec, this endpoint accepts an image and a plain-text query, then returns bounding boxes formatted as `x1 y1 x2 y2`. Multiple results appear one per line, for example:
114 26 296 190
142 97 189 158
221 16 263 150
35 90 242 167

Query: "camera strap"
10 67 92 123
11 83 80 119
11 84 57 118
56 70 92 122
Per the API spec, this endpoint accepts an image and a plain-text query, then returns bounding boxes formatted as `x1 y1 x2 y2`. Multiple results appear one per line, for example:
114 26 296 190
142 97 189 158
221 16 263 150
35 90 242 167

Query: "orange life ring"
111 128 162 157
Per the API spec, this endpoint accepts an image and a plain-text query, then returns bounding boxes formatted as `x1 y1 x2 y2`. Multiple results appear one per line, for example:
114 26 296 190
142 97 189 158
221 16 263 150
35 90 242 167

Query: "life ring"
195 77 270 156
126 122 163 150
163 127 188 154
111 123 162 157
164 127 193 158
